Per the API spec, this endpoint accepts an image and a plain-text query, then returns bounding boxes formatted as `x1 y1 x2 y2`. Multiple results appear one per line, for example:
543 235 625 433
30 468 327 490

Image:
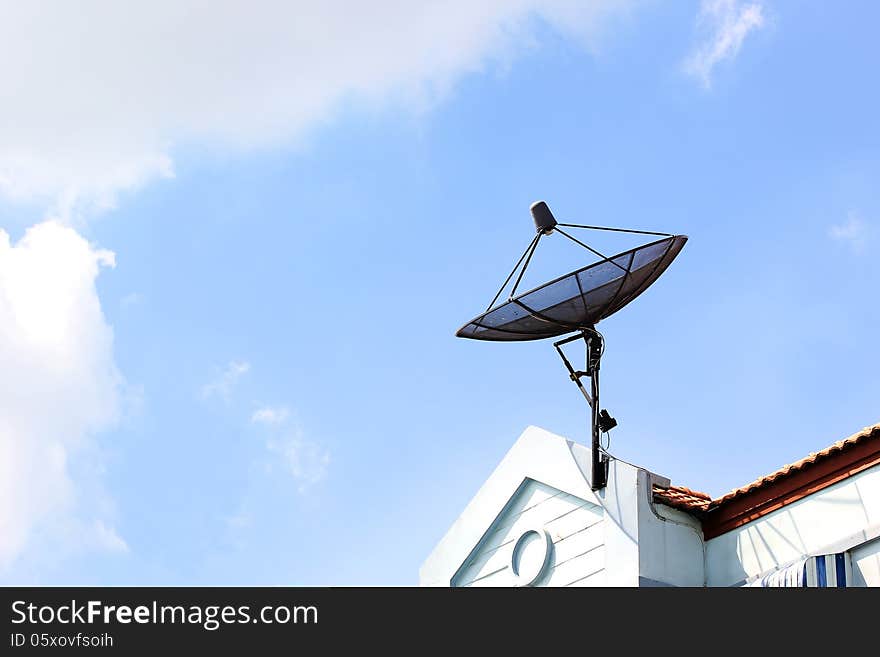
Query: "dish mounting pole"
554 328 607 491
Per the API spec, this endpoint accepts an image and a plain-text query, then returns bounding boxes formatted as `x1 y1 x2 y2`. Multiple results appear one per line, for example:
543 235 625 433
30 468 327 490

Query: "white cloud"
0 221 123 571
253 408 329 493
251 405 290 426
0 1 632 218
829 211 870 253
0 0 638 572
92 520 130 554
267 430 331 494
684 0 765 88
201 360 251 401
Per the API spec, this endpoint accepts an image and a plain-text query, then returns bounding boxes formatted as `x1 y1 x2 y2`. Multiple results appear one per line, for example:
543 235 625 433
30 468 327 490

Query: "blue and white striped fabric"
804 553 852 587
745 553 852 587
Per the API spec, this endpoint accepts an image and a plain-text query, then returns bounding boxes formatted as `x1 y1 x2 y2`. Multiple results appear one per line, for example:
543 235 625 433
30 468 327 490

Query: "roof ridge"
652 421 880 515
712 421 880 504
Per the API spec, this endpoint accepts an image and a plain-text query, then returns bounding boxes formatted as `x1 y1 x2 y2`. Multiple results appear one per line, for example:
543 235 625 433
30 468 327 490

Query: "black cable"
553 228 629 274
557 223 673 237
508 232 542 299
598 447 643 471
485 232 541 311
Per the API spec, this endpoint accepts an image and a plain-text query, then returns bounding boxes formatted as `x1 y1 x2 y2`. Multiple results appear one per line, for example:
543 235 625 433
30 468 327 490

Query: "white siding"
453 479 604 587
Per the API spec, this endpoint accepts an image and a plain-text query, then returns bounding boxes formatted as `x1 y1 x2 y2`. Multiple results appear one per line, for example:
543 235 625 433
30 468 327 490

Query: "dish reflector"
456 235 687 342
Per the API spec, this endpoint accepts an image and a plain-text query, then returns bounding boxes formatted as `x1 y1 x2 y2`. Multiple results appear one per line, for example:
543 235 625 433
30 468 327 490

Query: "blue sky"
0 2 878 585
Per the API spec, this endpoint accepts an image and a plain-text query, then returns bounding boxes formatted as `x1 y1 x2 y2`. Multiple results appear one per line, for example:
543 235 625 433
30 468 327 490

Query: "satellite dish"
456 201 687 490
456 234 687 342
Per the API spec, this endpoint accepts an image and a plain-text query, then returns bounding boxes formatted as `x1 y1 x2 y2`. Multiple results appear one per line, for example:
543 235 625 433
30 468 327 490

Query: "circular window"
510 528 554 587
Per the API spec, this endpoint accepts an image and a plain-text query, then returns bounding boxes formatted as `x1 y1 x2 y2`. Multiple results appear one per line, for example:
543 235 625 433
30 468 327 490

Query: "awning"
744 553 852 587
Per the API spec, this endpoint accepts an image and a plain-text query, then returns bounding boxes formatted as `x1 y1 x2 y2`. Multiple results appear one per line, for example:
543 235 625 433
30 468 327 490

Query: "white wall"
851 538 880 587
706 462 880 587
598 459 641 587
419 426 604 587
420 424 707 587
638 479 705 587
420 426 654 587
453 479 605 587
448 453 703 587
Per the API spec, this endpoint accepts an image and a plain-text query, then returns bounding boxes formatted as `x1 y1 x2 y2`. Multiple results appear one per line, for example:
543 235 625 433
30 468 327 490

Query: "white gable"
420 424 692 587
420 425 605 586
453 479 605 587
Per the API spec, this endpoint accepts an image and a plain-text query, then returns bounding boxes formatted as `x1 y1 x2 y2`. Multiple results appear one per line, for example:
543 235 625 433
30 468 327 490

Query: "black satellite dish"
456 201 687 490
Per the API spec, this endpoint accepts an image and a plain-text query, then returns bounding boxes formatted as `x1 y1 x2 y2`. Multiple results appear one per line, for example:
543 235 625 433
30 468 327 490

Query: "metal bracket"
554 328 608 491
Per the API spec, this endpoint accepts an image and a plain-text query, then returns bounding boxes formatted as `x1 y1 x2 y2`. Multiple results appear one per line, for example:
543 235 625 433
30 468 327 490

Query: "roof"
652 485 711 513
653 421 880 537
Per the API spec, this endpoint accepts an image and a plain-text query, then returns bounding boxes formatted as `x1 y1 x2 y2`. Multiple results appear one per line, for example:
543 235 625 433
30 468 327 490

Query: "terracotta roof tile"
653 421 880 515
652 485 712 513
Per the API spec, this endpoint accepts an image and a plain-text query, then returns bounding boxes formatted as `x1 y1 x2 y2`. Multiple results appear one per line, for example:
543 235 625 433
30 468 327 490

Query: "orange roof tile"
652 485 712 513
653 421 880 517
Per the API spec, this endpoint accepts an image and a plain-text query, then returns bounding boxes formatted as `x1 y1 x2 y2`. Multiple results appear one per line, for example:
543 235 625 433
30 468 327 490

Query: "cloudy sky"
0 1 877 584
